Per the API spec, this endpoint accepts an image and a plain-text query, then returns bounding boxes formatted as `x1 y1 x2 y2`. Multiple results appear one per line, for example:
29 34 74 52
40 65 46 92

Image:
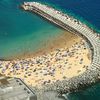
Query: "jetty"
21 2 100 94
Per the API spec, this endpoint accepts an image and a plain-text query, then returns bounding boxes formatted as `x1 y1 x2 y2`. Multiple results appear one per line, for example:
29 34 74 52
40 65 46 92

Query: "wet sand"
3 31 80 60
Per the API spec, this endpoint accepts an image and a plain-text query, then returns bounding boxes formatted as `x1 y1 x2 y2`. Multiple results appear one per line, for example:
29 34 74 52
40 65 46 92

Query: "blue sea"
0 0 100 99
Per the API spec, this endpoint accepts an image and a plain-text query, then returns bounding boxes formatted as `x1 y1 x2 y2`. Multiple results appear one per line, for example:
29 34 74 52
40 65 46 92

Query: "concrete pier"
22 1 100 94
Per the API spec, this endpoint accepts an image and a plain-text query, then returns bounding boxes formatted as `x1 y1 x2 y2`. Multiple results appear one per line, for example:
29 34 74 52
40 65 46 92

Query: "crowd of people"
0 39 91 88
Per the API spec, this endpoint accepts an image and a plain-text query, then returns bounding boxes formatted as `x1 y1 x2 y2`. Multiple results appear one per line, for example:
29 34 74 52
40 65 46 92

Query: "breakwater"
22 2 100 94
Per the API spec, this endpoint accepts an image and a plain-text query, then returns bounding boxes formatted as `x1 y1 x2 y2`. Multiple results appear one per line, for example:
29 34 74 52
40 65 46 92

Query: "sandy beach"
0 31 91 88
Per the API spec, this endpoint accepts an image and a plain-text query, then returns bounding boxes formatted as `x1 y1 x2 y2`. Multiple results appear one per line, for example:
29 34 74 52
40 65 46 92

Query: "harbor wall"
21 2 100 94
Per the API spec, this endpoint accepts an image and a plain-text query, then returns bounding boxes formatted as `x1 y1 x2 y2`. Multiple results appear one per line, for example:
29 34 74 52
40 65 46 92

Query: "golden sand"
0 31 91 88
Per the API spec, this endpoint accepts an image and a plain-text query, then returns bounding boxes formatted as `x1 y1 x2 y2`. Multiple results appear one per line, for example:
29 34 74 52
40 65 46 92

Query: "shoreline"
0 33 91 88
0 31 80 61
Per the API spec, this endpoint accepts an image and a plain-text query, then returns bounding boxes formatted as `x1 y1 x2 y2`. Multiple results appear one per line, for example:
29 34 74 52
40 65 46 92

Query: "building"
0 74 37 100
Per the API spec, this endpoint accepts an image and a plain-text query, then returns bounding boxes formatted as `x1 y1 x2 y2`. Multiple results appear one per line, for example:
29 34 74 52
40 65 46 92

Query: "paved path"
36 91 65 100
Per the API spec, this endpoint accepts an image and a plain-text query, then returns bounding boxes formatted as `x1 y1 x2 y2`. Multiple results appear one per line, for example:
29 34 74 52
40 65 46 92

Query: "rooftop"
0 75 37 100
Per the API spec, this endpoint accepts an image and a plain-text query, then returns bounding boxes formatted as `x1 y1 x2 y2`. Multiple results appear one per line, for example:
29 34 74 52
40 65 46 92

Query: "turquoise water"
0 0 100 59
0 0 63 59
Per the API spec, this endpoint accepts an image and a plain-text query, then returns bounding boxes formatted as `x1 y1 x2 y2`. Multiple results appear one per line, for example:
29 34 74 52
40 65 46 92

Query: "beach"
0 0 100 99
0 31 91 88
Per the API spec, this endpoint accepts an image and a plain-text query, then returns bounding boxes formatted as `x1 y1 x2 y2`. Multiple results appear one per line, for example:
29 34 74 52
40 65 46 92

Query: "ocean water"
0 0 63 59
0 0 100 99
65 82 100 100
